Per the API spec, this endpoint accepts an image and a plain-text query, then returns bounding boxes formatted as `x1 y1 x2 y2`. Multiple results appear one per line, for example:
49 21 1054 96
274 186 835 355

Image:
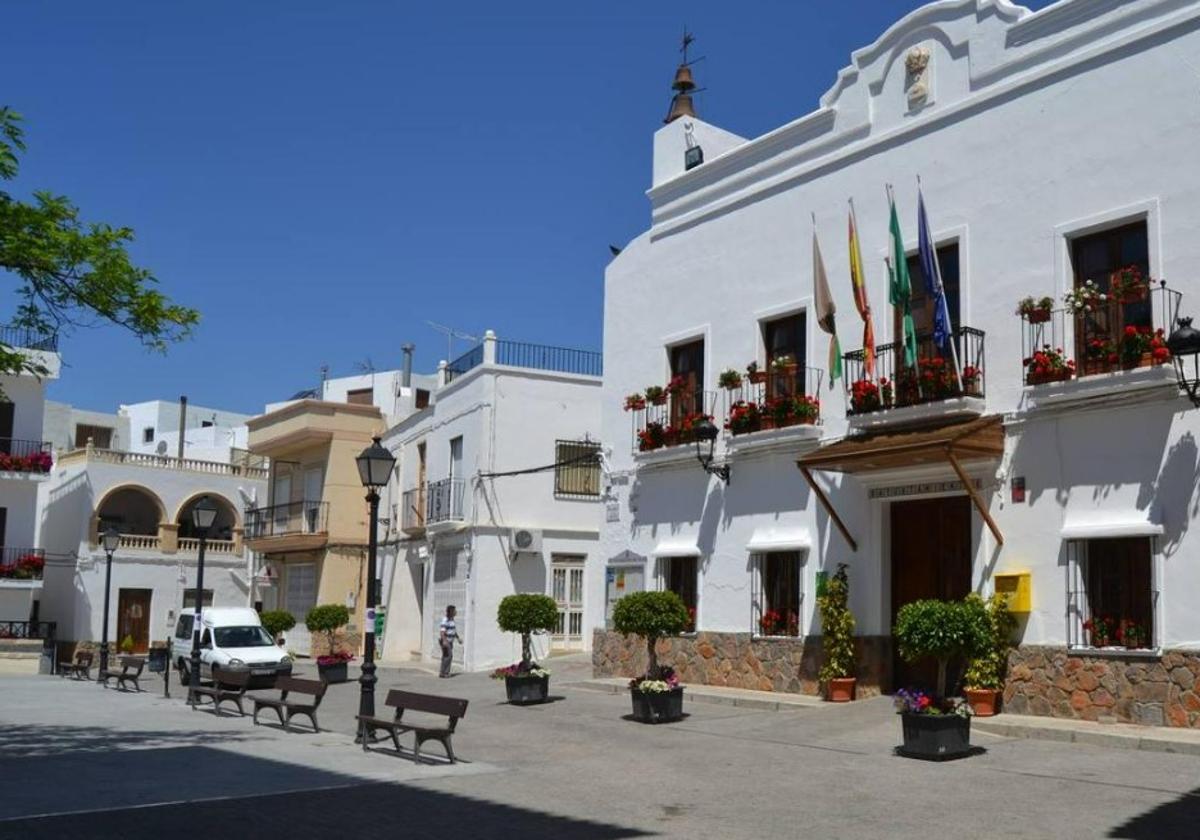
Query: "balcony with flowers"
625 376 718 465
719 360 823 454
1019 269 1180 407
842 327 986 428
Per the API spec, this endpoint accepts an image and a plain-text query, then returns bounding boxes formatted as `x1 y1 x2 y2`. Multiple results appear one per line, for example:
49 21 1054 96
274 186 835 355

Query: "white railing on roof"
59 446 268 480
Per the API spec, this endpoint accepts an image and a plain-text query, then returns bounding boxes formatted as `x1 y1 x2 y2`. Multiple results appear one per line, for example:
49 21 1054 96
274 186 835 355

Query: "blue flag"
917 190 951 350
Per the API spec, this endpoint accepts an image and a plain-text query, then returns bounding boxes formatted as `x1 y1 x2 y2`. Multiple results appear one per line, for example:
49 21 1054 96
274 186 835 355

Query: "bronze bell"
671 64 696 92
664 93 696 124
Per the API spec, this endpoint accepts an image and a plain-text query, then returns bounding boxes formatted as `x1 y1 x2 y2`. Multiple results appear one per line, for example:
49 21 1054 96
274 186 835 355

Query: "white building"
38 402 268 654
380 330 603 671
596 0 1200 728
0 327 60 634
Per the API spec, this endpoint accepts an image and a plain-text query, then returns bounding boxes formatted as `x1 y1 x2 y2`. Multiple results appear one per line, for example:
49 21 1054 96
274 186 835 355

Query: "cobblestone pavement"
1 657 1198 838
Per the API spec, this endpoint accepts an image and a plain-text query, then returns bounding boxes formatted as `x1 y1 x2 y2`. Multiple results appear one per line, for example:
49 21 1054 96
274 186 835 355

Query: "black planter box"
317 661 349 684
898 712 972 760
504 675 550 705
629 686 684 723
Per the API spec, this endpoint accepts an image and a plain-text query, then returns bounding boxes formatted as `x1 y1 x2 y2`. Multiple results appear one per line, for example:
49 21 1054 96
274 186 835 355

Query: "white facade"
599 0 1200 680
380 331 603 671
0 338 59 624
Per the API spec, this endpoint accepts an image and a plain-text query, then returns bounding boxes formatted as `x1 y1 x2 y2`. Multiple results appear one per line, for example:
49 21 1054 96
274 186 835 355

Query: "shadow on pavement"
1108 787 1200 838
0 722 261 758
0 780 651 840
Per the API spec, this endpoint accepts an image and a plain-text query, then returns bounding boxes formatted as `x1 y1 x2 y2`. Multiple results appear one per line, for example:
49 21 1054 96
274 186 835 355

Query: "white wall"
600 0 1200 648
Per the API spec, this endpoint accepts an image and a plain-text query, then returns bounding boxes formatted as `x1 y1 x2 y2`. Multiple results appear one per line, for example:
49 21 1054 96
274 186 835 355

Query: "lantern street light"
693 417 730 484
355 436 396 739
187 495 218 705
98 526 121 678
1168 316 1200 407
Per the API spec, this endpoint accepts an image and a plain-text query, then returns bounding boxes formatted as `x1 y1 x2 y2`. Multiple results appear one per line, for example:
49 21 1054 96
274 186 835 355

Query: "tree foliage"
894 597 991 698
963 593 1018 690
305 603 350 654
0 106 199 377
611 590 689 678
817 563 857 682
260 609 297 639
497 593 559 665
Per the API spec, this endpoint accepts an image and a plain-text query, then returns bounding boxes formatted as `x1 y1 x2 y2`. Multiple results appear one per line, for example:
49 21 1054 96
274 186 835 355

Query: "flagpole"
917 175 964 393
886 185 922 402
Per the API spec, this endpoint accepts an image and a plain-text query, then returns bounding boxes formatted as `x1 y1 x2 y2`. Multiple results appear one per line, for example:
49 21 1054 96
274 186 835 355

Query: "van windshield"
213 626 276 648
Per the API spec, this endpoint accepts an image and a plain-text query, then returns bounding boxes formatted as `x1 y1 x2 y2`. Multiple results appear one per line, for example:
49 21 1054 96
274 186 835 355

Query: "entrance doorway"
550 555 585 651
890 496 972 692
116 588 152 653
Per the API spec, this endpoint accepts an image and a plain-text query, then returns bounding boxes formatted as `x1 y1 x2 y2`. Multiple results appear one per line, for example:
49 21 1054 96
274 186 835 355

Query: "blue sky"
5 1 1053 414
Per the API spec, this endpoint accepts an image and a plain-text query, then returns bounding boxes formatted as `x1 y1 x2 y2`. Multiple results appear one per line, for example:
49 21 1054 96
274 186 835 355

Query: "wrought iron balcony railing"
631 389 719 454
425 478 465 524
842 327 986 416
720 366 824 436
245 500 329 539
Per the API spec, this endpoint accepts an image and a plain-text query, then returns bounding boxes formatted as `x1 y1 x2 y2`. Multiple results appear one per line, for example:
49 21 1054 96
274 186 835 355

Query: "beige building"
245 400 385 655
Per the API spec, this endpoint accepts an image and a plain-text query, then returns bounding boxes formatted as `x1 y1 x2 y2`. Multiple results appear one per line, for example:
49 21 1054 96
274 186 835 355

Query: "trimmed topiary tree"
260 609 296 642
497 593 559 666
894 597 991 699
611 590 689 679
817 563 857 684
305 603 350 657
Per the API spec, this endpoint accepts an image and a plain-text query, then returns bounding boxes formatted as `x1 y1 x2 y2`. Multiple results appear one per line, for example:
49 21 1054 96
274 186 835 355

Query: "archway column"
160 522 179 554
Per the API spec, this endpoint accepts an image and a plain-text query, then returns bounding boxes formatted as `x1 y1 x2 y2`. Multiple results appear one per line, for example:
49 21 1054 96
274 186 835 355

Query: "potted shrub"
962 593 1016 717
119 635 135 655
260 610 296 645
817 563 857 702
491 593 559 704
306 603 354 683
893 598 991 760
794 395 820 425
1015 295 1054 323
611 590 690 724
644 385 667 406
718 368 743 390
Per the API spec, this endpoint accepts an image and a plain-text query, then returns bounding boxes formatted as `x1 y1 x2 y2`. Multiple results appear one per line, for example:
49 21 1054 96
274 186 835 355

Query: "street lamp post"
355 436 396 739
98 526 121 679
187 496 218 705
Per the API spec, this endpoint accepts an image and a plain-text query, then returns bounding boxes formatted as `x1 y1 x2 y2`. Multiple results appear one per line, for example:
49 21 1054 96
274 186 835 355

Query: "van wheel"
177 659 191 686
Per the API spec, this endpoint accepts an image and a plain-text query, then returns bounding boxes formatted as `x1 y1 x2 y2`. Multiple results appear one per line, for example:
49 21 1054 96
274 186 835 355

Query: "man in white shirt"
438 605 458 678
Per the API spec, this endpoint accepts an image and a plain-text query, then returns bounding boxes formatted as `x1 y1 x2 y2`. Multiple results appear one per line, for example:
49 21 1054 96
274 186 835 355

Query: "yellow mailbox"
994 572 1031 612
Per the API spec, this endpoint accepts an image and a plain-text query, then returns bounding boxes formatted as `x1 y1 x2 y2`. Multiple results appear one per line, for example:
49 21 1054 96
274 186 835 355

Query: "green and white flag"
812 228 842 385
887 193 918 369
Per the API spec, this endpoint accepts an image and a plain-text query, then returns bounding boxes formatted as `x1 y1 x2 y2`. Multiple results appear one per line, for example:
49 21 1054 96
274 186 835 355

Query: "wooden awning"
797 416 1006 552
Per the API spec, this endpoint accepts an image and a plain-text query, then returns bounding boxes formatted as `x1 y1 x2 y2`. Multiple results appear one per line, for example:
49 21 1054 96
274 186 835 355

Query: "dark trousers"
439 642 453 677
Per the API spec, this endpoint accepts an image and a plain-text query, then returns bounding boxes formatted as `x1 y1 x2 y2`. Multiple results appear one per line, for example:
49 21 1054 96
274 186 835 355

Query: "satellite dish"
156 440 168 455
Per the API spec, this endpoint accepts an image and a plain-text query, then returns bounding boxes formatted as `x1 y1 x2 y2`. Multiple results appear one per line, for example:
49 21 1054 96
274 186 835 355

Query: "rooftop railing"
58 447 268 480
0 326 58 353
445 338 602 384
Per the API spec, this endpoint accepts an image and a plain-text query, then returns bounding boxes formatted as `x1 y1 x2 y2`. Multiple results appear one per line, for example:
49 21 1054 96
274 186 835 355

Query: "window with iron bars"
1066 537 1158 651
751 551 804 638
554 439 601 497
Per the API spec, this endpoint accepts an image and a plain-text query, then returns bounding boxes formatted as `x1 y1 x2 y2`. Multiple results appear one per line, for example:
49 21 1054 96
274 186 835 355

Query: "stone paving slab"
565 677 832 711
973 712 1200 755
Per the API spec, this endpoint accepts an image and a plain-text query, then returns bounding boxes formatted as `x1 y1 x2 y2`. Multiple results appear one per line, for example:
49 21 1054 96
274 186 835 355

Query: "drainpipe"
401 344 414 388
177 396 187 461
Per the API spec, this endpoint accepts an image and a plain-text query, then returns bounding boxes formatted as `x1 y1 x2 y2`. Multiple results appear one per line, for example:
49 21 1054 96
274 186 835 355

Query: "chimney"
401 344 414 388
177 396 187 460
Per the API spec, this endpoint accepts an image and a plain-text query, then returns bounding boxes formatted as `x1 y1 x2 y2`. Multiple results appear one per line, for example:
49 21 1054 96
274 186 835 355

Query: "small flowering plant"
644 385 667 406
894 688 972 718
770 354 796 373
316 650 354 666
725 400 760 435
1016 295 1054 322
1083 615 1116 647
0 554 45 580
1109 265 1150 303
718 368 743 390
637 422 666 452
960 364 982 393
664 375 688 397
1116 619 1147 649
850 378 882 413
623 393 646 412
1024 345 1076 383
629 666 680 694
758 609 800 637
1064 281 1107 314
0 451 53 474
491 661 551 680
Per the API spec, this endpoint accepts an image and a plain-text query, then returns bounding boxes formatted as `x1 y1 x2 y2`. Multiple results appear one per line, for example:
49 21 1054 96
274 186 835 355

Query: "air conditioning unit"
510 527 543 556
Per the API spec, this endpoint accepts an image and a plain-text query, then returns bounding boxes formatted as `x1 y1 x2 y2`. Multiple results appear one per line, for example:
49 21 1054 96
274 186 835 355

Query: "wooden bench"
190 667 251 716
251 676 326 732
57 650 94 680
98 656 145 691
356 689 469 763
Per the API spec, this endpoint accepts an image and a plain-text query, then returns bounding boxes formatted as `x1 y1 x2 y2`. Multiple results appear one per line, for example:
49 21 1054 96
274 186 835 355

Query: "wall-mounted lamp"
693 417 730 484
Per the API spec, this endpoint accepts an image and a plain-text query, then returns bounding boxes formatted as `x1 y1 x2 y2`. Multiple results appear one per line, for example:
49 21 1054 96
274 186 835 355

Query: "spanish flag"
848 202 876 378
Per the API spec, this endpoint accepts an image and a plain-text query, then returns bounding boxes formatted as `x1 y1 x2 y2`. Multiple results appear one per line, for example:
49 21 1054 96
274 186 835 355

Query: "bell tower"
664 30 701 124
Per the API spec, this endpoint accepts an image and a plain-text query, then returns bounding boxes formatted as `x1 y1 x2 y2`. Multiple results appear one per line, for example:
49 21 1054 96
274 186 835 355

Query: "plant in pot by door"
491 593 558 704
306 604 354 684
893 598 991 760
962 593 1016 717
611 590 689 724
260 609 296 646
817 563 857 702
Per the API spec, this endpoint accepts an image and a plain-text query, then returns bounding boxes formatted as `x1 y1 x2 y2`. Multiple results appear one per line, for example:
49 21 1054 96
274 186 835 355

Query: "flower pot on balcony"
505 674 550 705
748 370 768 385
898 712 972 760
826 677 856 703
964 688 999 717
630 687 684 724
1025 309 1052 324
1026 369 1073 386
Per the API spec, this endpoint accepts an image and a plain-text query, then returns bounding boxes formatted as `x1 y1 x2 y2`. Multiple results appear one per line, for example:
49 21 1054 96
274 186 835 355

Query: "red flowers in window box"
623 393 647 412
1082 615 1116 648
850 378 882 413
0 451 52 474
0 554 45 580
1024 346 1076 385
759 609 799 637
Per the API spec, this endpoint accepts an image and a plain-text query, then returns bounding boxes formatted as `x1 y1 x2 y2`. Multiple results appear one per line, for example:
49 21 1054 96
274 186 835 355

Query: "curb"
973 717 1200 756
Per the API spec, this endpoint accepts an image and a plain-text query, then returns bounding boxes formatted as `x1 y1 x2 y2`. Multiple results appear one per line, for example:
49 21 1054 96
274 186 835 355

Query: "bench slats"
384 689 468 718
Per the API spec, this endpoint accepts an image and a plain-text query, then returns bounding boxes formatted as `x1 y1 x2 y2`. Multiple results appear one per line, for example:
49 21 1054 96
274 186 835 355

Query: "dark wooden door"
890 496 972 693
669 339 705 419
0 402 13 452
117 588 152 654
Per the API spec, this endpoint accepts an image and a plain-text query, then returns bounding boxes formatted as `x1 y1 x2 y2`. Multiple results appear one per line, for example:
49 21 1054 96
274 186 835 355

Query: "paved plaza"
0 657 1197 838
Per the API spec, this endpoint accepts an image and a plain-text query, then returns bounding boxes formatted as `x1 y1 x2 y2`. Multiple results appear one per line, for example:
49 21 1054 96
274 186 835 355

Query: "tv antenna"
426 321 480 361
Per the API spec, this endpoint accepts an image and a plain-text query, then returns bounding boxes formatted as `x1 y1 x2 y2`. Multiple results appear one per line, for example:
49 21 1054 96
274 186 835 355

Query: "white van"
172 606 293 687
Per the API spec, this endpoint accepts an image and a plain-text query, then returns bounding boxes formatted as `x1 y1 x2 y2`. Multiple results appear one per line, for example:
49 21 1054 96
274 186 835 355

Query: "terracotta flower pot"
964 687 999 717
826 677 856 703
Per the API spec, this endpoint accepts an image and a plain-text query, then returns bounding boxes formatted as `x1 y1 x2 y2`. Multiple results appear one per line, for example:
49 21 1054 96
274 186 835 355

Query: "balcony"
0 548 45 582
425 478 465 529
629 388 718 462
0 439 53 479
400 486 427 535
178 537 236 555
57 446 268 479
1020 281 1180 406
244 500 329 553
843 327 986 427
720 366 824 453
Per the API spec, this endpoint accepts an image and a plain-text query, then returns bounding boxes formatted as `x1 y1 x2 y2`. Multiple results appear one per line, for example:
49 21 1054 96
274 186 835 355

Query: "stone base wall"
1004 646 1200 728
592 630 890 698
